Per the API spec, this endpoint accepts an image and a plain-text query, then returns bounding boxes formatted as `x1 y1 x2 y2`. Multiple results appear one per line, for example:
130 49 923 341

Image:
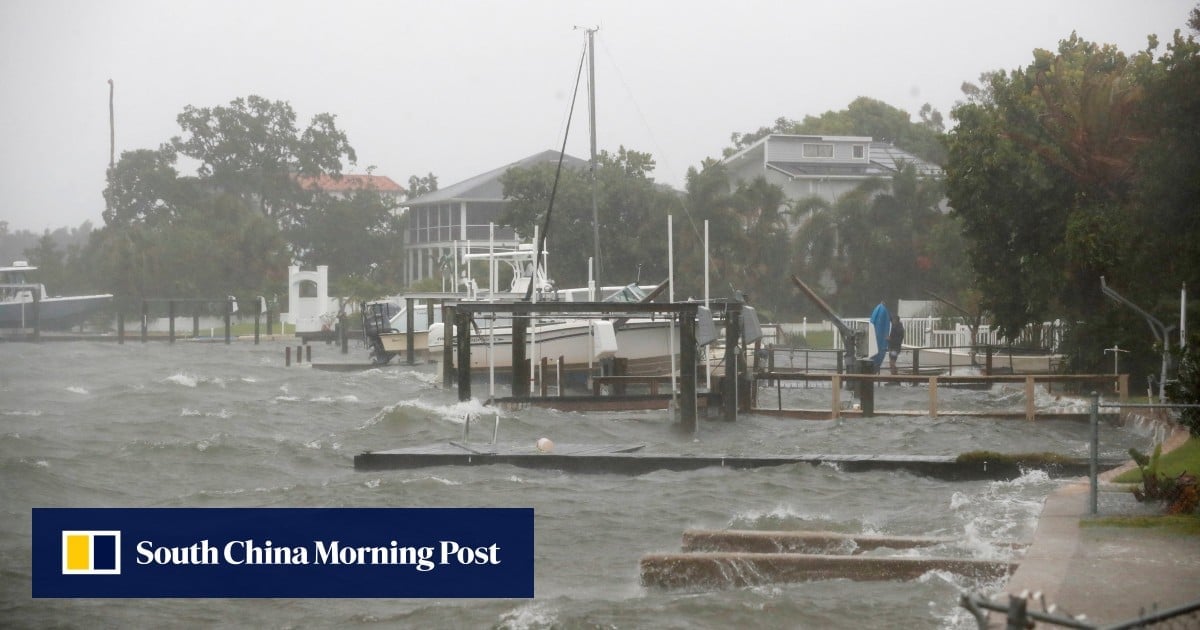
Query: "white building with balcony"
403 150 587 285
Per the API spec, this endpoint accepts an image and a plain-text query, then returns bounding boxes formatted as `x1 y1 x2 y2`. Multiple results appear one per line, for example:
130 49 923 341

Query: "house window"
853 145 865 159
803 143 834 158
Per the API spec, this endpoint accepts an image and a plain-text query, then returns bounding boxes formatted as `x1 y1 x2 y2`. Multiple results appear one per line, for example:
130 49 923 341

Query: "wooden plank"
681 529 957 554
353 445 1121 480
639 552 1017 588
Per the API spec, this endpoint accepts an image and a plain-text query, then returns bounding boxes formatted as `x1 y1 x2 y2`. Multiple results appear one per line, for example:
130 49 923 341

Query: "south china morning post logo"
61 530 121 575
33 508 534 598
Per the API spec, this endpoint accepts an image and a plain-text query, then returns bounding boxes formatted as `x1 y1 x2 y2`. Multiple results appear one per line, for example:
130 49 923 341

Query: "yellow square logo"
61 531 121 575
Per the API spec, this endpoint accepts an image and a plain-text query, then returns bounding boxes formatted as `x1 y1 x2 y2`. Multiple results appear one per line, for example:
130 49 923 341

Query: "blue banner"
33 508 534 598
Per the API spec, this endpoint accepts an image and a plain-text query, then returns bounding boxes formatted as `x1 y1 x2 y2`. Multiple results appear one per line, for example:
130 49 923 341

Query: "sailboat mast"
586 27 601 297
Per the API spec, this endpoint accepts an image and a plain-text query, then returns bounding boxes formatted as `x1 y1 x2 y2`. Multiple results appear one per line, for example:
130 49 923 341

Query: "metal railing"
961 591 1200 629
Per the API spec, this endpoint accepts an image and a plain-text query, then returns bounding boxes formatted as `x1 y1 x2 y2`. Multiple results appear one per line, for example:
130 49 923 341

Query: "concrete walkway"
1000 428 1200 626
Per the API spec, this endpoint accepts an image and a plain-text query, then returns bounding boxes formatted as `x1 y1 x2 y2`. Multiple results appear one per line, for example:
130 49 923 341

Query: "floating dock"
353 442 1120 480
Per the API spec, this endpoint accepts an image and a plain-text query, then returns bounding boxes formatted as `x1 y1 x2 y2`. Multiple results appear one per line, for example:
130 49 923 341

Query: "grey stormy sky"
0 0 1193 233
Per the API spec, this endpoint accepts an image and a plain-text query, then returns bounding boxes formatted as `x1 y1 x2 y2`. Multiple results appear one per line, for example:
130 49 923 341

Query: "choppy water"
0 340 1153 629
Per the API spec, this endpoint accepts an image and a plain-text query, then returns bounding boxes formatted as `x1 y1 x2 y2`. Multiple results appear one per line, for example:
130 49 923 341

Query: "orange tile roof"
295 173 405 193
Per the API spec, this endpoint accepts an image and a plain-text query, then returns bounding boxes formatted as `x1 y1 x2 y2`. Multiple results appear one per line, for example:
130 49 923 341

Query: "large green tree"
289 186 403 290
946 23 1200 372
171 95 356 226
102 147 190 227
86 95 366 309
82 194 288 311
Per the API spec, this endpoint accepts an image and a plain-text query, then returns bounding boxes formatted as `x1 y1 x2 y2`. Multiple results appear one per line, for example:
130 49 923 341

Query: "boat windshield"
603 283 648 303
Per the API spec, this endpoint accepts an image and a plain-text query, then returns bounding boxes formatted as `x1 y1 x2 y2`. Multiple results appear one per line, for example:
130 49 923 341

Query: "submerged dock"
639 528 1022 589
353 442 1119 480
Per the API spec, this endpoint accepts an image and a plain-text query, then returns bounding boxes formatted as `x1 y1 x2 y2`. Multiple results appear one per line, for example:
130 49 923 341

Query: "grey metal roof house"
721 134 943 220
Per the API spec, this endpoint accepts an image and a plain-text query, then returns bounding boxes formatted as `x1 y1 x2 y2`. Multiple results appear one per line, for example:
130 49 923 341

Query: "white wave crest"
2 410 42 416
497 602 558 630
164 373 198 388
392 398 494 424
400 476 461 486
404 370 440 385
66 386 89 395
728 503 822 527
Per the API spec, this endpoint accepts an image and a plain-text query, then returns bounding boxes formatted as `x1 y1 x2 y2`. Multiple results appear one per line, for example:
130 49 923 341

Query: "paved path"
1001 429 1200 626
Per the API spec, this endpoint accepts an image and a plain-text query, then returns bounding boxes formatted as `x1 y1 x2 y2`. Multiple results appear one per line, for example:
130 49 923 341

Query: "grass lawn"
1102 435 1200 529
1113 436 1200 483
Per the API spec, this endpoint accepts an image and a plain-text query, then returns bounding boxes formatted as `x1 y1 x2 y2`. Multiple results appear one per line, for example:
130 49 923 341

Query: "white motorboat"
0 261 112 329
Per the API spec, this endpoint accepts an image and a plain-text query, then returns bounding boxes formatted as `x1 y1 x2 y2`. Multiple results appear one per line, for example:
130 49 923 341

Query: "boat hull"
0 294 112 329
432 319 678 378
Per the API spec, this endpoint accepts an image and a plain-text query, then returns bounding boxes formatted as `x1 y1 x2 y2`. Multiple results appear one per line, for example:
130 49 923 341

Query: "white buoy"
536 437 555 453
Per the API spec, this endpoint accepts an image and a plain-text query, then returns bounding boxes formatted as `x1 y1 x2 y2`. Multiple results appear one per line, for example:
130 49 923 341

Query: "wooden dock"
353 442 1120 480
640 528 1020 589
639 552 1017 589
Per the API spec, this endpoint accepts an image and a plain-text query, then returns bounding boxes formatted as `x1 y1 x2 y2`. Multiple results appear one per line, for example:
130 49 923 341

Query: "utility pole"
108 79 115 168
586 27 600 298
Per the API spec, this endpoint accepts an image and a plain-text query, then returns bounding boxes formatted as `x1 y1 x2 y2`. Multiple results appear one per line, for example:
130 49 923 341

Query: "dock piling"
456 310 472 402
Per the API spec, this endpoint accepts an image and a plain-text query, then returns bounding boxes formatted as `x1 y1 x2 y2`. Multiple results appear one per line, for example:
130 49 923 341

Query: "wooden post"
985 346 993 376
339 314 348 354
406 297 416 365
285 346 291 367
860 373 875 417
254 299 261 345
723 304 741 422
558 355 564 397
141 300 148 343
192 307 199 339
911 347 920 374
224 298 232 345
680 309 698 432
117 311 125 344
1118 373 1129 405
456 310 472 402
168 300 175 343
31 289 40 341
929 376 938 418
306 344 312 363
540 357 549 397
266 303 274 335
512 306 529 399
1025 375 1035 421
442 305 455 389
831 375 841 420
